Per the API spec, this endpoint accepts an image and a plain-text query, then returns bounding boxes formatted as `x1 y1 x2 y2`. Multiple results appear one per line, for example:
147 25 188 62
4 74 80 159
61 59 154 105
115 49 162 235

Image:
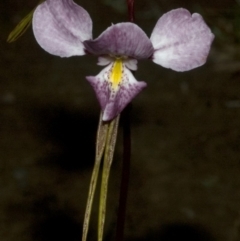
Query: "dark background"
1 0 240 240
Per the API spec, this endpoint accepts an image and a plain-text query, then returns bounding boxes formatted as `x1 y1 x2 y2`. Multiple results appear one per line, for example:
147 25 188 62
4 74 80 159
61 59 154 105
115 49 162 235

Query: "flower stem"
115 2 135 241
115 104 132 241
126 0 135 22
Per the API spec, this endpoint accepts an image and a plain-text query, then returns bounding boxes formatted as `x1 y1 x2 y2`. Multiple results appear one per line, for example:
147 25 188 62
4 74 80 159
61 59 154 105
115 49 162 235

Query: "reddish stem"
127 0 135 22
115 1 135 241
115 104 132 241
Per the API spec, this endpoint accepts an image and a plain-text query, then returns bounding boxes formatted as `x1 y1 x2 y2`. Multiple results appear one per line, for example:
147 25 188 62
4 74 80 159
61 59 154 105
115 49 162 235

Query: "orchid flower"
32 0 214 121
31 2 214 241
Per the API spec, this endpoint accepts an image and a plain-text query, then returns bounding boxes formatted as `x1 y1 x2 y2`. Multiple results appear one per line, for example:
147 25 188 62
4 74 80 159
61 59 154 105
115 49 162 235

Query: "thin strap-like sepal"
98 115 120 241
82 112 109 241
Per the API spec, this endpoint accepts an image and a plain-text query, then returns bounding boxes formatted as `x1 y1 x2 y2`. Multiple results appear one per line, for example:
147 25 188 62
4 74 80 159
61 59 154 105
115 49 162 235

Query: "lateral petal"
84 23 154 60
86 64 147 121
150 8 214 71
32 0 92 57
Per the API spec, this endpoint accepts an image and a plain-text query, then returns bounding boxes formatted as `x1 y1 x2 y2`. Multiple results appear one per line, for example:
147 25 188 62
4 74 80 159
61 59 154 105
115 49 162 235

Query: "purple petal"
124 59 138 71
86 64 147 121
84 23 154 59
150 8 214 71
97 56 114 66
32 0 92 57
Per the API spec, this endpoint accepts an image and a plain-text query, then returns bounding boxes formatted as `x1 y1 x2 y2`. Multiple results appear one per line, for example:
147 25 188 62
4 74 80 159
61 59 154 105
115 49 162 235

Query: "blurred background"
0 0 240 240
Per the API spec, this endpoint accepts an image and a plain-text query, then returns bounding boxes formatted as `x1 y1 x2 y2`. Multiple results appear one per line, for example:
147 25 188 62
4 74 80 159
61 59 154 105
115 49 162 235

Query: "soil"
1 0 240 241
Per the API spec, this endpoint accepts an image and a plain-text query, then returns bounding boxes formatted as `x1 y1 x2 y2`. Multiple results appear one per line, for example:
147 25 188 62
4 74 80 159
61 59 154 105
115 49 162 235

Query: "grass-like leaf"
7 10 34 43
7 0 44 43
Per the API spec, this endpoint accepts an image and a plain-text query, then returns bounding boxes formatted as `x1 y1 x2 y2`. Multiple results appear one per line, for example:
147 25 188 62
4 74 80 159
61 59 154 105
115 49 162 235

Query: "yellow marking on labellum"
110 59 123 90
